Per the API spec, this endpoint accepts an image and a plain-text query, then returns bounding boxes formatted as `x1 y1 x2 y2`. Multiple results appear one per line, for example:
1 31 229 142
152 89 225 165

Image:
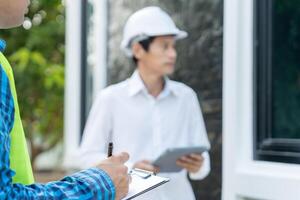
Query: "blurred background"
0 0 222 199
1 0 300 199
0 0 65 178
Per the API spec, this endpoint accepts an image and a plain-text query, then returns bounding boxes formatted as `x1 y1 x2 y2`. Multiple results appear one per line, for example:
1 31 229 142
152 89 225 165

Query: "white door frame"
63 0 108 169
222 0 300 199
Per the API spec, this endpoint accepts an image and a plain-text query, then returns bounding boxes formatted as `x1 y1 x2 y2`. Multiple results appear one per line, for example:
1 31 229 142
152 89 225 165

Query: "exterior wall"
222 0 300 199
108 0 223 199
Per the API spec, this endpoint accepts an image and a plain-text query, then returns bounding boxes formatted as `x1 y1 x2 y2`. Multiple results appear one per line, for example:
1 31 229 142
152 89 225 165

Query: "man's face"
0 0 30 29
137 36 177 76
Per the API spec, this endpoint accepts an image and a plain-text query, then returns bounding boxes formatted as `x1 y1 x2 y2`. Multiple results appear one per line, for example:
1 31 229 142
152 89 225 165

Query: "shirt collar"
162 77 179 97
128 70 147 97
128 70 179 98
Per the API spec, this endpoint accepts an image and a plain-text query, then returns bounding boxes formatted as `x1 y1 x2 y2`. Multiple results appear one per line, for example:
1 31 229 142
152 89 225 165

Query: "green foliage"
0 0 65 164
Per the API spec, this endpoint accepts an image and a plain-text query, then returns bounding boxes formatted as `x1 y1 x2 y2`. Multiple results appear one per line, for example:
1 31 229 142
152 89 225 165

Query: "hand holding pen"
94 143 131 200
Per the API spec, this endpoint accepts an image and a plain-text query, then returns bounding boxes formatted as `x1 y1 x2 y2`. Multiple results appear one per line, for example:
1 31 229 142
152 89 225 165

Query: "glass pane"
272 0 300 138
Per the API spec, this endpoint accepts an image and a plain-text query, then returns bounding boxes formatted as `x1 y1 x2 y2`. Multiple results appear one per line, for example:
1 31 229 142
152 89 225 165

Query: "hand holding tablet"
152 146 209 173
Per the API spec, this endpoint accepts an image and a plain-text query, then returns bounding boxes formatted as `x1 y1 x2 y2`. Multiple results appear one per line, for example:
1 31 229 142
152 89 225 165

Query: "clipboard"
122 168 170 200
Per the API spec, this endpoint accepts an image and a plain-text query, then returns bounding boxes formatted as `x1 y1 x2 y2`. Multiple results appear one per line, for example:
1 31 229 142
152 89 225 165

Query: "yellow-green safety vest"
0 52 34 185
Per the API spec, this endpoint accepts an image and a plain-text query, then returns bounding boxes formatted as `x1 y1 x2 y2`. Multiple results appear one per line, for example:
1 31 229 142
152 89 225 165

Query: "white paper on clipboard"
122 168 170 200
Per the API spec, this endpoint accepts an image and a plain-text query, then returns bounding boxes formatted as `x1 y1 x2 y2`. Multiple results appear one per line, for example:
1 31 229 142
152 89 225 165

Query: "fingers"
96 153 131 200
140 160 151 164
136 162 155 171
110 152 130 164
119 165 129 174
176 154 204 173
178 156 202 167
133 160 160 173
189 154 204 162
178 154 204 165
149 165 160 174
117 152 130 163
116 174 131 200
128 174 132 184
176 159 199 172
141 163 156 172
176 158 200 168
120 173 131 188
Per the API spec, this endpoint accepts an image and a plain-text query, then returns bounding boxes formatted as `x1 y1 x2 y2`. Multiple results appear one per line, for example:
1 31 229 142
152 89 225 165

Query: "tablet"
152 146 209 173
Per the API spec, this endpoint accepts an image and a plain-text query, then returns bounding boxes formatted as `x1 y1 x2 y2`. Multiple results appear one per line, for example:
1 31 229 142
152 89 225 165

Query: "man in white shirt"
80 6 211 200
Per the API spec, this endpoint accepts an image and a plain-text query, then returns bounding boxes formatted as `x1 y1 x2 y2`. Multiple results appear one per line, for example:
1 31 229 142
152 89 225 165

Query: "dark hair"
132 36 156 65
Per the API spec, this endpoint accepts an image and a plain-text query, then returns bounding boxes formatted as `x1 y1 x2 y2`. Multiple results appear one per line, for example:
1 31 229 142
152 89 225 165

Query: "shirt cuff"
189 152 211 180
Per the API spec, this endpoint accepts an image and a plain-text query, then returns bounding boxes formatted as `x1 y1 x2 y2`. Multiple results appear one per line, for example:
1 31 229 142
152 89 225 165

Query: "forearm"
0 168 115 200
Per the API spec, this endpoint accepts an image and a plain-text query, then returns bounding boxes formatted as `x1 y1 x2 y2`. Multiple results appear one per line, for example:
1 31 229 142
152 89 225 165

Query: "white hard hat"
121 6 188 57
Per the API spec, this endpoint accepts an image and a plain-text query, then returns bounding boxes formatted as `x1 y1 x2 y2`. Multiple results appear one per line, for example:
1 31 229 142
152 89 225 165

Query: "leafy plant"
0 0 65 168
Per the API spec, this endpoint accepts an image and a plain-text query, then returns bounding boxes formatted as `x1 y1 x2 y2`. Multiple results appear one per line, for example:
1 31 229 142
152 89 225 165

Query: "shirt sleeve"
79 91 113 169
0 66 115 199
189 151 211 180
0 168 116 200
79 90 136 171
187 90 211 180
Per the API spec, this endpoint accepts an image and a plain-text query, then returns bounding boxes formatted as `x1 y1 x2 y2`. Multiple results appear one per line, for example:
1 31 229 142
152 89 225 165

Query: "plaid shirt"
0 40 115 200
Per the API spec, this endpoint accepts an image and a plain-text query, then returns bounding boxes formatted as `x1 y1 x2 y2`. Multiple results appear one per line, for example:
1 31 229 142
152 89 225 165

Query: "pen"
107 142 113 157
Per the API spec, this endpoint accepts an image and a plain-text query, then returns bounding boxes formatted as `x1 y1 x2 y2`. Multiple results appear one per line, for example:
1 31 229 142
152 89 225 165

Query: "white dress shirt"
79 71 211 200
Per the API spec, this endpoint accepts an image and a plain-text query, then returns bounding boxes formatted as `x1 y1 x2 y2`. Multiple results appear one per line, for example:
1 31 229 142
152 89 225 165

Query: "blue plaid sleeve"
0 64 16 188
0 65 116 199
2 168 116 200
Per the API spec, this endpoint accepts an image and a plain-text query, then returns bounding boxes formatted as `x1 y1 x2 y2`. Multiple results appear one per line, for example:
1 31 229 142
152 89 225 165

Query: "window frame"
254 0 300 164
80 0 88 137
